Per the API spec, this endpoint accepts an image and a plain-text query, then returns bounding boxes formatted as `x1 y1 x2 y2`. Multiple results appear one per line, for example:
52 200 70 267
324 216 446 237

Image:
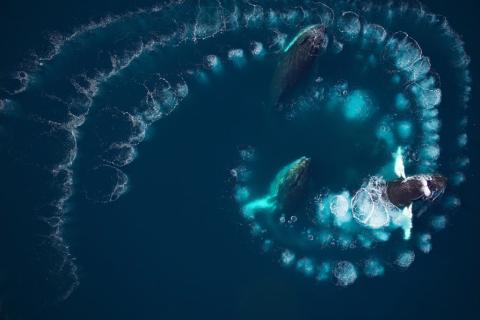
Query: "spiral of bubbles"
0 0 471 312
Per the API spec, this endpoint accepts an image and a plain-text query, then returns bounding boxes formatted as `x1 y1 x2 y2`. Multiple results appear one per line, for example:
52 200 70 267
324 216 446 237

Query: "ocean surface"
0 0 479 319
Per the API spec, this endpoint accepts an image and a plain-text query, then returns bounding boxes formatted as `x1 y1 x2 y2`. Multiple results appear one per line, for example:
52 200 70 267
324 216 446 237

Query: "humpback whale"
271 25 328 112
386 175 447 208
240 157 311 218
271 156 311 210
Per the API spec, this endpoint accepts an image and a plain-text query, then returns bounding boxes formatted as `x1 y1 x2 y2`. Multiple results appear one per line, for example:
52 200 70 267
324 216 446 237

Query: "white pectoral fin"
406 203 413 218
394 146 406 179
242 196 275 219
401 204 413 240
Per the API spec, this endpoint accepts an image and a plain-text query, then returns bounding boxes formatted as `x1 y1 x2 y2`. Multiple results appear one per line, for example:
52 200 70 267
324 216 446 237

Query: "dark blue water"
0 1 479 319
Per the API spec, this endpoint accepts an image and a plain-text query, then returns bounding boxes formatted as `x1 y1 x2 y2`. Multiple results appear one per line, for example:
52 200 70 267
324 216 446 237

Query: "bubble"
411 85 442 109
330 195 350 219
262 239 273 252
296 258 315 276
281 250 296 267
418 233 432 253
450 172 466 186
367 203 390 229
431 215 447 231
334 261 357 286
318 231 333 247
270 31 288 51
338 234 354 250
102 143 137 167
227 49 246 67
408 56 431 81
357 233 374 249
421 144 440 161
395 93 410 111
175 82 189 99
143 79 181 122
366 54 378 67
205 54 222 73
422 118 441 133
455 156 470 169
316 262 332 281
234 186 250 203
329 37 344 54
194 70 209 84
384 32 422 71
266 9 279 27
352 189 374 224
457 133 468 147
282 8 303 26
309 2 334 27
418 74 440 90
232 165 252 182
391 74 402 85
361 23 387 46
343 90 374 121
373 230 390 242
397 120 413 140
336 12 362 42
376 120 396 149
396 250 415 268
364 259 385 277
444 196 461 209
12 121 77 169
459 116 468 128
238 147 255 162
250 223 263 237
422 108 439 120
193 4 225 40
84 165 128 203
243 4 264 28
250 41 265 57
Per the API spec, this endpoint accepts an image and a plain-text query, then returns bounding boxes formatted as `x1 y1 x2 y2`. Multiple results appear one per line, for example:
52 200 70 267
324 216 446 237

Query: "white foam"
330 195 350 219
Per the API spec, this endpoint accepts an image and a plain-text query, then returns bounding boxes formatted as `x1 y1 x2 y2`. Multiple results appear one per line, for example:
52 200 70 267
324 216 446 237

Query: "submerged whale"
271 25 328 112
271 156 311 210
240 156 311 218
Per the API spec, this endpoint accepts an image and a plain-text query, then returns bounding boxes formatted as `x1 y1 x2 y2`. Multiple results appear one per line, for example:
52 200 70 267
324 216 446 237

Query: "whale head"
284 25 328 56
386 174 447 208
271 156 311 211
424 174 447 201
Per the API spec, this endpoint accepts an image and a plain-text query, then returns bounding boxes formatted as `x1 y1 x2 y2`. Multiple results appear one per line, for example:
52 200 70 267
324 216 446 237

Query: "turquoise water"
0 0 479 319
